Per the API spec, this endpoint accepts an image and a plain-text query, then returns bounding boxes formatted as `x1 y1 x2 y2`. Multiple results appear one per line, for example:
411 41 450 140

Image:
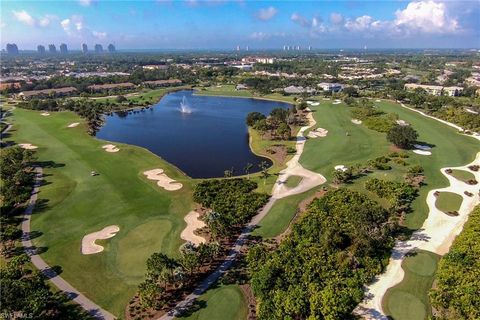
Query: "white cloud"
249 31 286 41
79 0 93 6
92 31 107 39
394 0 459 33
255 7 277 21
291 12 311 27
344 15 375 32
12 10 35 26
12 10 56 28
330 13 344 25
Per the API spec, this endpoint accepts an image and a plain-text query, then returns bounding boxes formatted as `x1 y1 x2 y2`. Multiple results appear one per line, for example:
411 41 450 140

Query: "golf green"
8 108 194 317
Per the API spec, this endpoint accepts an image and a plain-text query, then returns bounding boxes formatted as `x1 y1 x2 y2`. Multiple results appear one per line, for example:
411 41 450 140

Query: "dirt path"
21 168 116 320
157 109 326 319
354 153 480 319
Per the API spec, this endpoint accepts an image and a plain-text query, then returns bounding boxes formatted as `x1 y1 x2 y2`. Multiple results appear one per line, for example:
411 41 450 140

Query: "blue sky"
1 0 479 50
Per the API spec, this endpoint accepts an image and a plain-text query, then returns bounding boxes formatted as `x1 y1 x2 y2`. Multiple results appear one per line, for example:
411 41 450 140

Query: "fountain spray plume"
180 96 192 114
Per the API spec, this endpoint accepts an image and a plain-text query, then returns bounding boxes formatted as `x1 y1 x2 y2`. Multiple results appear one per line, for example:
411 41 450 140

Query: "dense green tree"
387 125 418 149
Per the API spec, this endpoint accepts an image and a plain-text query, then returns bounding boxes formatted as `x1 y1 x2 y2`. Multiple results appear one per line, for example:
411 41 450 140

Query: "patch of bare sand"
18 143 38 150
41 112 50 116
81 225 120 255
180 211 207 245
143 169 183 191
102 144 120 153
67 122 80 128
307 127 328 138
351 119 362 125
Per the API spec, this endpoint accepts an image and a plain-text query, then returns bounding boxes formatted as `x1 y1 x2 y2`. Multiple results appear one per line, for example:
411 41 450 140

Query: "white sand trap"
351 119 362 124
413 149 432 156
102 144 120 153
323 98 331 101
335 165 348 172
67 122 80 128
181 211 207 245
413 144 432 151
333 99 342 105
143 169 183 191
308 128 329 138
375 99 381 102
81 225 120 255
396 119 409 126
40 112 50 116
18 143 38 150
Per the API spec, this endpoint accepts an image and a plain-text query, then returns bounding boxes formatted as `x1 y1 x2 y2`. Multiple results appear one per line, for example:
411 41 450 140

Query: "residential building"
142 64 168 70
48 44 56 53
443 86 463 97
60 43 68 54
17 87 77 99
108 44 116 53
318 82 343 93
232 64 253 71
284 85 316 95
94 44 103 53
6 43 19 54
37 45 45 54
87 82 135 91
404 83 463 96
82 43 88 53
404 83 443 96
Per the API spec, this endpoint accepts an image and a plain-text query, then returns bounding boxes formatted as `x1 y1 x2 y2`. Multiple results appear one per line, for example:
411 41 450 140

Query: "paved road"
21 168 116 320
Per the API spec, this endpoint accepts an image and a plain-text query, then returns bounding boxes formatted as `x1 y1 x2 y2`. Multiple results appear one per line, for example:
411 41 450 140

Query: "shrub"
387 125 418 149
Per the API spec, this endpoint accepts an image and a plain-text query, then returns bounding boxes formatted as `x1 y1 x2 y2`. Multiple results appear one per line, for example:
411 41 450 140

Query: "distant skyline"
1 0 479 50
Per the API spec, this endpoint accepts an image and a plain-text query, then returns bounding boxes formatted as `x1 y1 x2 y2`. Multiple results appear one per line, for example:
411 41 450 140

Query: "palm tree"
258 161 270 185
244 163 253 179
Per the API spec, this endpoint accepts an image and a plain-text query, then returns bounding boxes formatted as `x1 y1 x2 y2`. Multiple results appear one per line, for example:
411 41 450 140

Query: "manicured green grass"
252 189 318 238
435 192 463 213
194 85 254 98
8 108 194 317
176 284 247 320
285 175 303 188
300 102 390 183
373 101 478 319
448 169 476 184
383 251 440 320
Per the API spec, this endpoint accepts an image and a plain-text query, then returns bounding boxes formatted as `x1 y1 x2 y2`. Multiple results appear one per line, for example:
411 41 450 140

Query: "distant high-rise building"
6 43 19 54
246 46 249 51
236 45 240 51
107 43 116 53
82 43 88 53
48 44 56 53
37 45 46 54
283 45 286 51
94 44 103 53
60 43 68 54
308 46 312 51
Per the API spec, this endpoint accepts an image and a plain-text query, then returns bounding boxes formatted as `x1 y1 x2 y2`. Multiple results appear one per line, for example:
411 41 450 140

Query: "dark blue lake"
96 90 291 178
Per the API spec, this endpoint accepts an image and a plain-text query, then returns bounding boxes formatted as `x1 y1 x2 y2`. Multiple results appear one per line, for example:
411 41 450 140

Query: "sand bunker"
308 128 329 138
413 150 432 156
81 225 120 255
181 211 207 246
143 169 183 191
375 99 381 102
351 119 362 125
396 120 409 126
323 98 331 101
102 144 120 153
333 99 342 105
67 122 80 128
306 101 320 106
335 165 348 172
41 112 50 116
18 143 38 150
413 144 432 151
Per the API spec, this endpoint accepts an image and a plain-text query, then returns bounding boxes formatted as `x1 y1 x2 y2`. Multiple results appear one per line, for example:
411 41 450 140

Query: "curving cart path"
21 168 116 320
354 153 480 319
158 109 326 320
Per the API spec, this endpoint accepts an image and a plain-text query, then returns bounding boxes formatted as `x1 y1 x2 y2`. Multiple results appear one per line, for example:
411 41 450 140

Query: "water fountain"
179 96 192 114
